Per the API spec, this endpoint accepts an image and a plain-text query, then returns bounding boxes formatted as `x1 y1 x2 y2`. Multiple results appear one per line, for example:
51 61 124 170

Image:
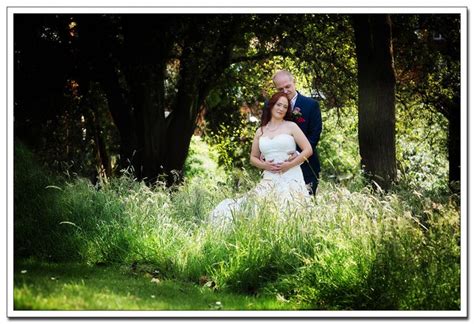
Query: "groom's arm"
306 100 322 148
286 99 321 162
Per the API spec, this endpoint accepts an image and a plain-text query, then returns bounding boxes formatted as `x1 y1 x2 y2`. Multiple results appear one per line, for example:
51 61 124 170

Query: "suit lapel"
293 91 302 111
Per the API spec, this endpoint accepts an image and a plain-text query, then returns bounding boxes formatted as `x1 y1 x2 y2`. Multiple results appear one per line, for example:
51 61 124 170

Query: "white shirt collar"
290 93 298 109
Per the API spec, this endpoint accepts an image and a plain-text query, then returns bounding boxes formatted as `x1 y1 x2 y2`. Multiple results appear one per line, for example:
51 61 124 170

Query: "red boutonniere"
292 107 305 124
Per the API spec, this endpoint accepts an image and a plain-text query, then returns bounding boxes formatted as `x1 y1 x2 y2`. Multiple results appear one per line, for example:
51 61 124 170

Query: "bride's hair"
260 92 292 133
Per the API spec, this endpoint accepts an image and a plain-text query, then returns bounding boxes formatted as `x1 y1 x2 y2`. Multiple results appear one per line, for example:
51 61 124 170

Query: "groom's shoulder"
298 93 319 108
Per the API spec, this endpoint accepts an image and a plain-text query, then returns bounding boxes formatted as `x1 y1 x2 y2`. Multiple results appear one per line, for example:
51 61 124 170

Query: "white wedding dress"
209 133 310 226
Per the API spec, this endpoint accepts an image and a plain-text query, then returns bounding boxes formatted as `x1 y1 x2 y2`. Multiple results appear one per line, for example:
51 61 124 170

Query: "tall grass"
14 141 460 310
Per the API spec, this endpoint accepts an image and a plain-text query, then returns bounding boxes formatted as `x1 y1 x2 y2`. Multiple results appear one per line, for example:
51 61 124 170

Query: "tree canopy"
14 13 461 191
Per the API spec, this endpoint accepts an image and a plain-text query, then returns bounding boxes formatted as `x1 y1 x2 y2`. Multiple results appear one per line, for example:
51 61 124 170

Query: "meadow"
13 134 460 311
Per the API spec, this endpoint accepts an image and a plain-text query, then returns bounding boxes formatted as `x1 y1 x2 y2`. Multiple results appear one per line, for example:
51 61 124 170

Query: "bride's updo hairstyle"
260 92 292 132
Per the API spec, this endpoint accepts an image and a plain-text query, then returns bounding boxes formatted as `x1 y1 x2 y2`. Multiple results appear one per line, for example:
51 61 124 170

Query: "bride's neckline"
260 133 293 141
265 120 285 132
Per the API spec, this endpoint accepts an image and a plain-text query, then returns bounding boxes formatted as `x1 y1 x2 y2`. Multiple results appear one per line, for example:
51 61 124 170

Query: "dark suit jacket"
293 92 322 181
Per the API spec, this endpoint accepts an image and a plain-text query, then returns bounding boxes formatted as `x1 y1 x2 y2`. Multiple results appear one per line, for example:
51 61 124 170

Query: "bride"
209 91 313 226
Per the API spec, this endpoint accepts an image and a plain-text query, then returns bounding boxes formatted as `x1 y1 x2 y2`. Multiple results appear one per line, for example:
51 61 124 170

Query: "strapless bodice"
259 133 296 163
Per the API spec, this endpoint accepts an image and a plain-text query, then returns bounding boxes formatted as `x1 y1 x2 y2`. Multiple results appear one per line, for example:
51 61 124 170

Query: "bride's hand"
264 160 281 173
278 161 293 173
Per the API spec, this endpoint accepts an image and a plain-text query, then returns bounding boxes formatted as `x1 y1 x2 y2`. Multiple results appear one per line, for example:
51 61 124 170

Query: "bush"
14 140 82 261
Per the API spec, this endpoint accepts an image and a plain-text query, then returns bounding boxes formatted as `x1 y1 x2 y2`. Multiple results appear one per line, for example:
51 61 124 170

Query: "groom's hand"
286 151 299 162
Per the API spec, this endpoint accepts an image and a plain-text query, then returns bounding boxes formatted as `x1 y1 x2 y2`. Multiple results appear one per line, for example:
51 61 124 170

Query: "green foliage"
183 136 225 180
288 14 357 109
201 66 259 174
205 121 257 172
15 142 460 310
396 103 449 192
392 14 460 187
392 14 460 114
16 14 458 190
14 141 81 261
263 186 460 310
316 99 450 194
317 105 362 185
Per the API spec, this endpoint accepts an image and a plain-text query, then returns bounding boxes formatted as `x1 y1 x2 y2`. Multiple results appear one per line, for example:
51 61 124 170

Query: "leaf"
59 221 82 230
276 293 289 303
45 185 62 190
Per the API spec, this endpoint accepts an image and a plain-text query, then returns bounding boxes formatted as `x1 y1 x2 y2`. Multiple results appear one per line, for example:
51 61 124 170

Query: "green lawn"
13 259 307 311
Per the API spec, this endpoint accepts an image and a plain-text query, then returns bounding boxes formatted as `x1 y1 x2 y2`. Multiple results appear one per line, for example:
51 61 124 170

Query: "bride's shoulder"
285 121 301 134
285 120 298 128
254 126 264 138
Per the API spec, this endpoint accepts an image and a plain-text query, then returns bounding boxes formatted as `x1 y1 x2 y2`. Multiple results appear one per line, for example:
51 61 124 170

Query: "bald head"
272 70 295 83
272 70 297 100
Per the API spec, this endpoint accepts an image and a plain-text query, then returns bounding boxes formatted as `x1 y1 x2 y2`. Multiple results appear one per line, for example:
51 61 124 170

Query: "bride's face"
271 97 289 120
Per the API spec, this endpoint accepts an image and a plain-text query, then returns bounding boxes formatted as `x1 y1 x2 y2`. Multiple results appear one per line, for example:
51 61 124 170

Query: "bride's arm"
250 128 280 172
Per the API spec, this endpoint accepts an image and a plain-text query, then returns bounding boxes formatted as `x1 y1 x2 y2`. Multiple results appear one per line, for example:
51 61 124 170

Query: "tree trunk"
128 64 167 183
162 16 240 184
100 68 140 176
78 81 112 182
75 15 241 185
352 14 397 190
96 15 172 182
75 15 140 177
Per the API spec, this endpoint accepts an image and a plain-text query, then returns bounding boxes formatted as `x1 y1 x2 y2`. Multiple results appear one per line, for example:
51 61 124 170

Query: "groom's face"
273 75 296 101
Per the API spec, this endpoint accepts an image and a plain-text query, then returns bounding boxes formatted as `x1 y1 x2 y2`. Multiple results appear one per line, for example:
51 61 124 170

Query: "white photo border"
5 5 468 319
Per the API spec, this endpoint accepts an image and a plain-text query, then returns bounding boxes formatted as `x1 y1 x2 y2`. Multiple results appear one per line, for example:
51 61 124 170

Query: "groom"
272 70 322 194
